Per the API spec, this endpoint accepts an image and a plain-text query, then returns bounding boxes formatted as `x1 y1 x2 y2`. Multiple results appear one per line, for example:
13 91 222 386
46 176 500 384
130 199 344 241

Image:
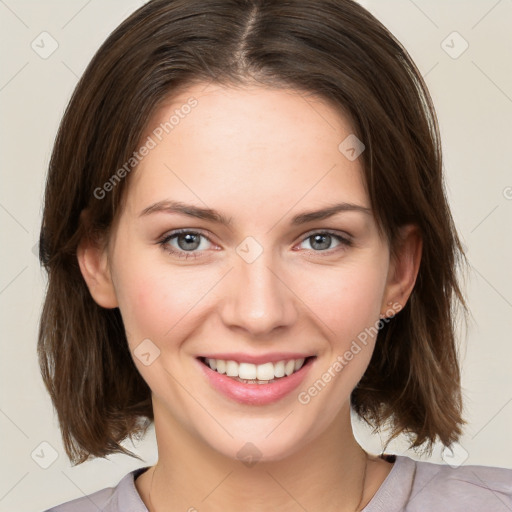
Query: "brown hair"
38 0 468 465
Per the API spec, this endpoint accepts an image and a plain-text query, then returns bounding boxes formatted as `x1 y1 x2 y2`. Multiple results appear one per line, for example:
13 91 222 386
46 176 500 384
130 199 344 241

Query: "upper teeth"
205 358 306 380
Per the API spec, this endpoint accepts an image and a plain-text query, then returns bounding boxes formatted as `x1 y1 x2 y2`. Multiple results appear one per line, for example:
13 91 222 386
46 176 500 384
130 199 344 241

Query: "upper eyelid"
300 228 352 240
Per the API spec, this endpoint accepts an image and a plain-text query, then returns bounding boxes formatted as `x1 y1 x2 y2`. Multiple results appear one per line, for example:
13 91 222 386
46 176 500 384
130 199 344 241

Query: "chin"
210 434 306 465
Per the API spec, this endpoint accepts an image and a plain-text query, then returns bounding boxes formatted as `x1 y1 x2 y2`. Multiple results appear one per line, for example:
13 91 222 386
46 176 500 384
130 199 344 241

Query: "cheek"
296 263 388 426
113 255 232 363
111 240 194 343
305 260 387 348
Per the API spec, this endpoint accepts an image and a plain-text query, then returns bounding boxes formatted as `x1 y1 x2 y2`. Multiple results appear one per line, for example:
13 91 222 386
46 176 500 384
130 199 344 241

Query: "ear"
76 233 118 309
380 224 422 317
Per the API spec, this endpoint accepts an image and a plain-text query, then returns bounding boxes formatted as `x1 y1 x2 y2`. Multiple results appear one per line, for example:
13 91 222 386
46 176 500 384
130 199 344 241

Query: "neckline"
128 453 403 511
361 454 416 511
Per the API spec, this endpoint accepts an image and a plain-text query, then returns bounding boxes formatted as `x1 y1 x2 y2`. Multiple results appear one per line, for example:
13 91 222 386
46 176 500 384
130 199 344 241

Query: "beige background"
0 1 511 510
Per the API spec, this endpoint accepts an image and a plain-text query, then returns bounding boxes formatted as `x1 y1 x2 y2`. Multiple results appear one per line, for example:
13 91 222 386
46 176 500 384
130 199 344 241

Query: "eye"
297 230 352 253
158 230 213 259
158 229 353 260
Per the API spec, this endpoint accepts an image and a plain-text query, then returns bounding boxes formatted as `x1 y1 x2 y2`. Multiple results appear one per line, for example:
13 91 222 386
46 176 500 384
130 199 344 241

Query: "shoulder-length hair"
38 0 468 465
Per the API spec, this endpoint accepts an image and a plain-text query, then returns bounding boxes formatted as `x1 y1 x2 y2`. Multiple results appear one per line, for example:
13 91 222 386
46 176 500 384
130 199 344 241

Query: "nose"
219 249 298 338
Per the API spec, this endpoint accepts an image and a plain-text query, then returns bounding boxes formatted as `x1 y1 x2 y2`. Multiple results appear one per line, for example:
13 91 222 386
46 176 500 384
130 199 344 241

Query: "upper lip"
198 352 315 365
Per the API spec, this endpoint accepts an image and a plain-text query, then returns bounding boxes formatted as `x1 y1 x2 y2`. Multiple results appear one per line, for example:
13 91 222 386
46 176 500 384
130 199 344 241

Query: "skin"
78 83 422 511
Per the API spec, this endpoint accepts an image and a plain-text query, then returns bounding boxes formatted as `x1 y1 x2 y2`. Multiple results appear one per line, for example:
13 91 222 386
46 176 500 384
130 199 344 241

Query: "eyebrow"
138 200 371 225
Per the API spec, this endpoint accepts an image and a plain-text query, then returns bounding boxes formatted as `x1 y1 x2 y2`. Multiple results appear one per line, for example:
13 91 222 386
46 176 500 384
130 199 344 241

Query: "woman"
38 0 512 510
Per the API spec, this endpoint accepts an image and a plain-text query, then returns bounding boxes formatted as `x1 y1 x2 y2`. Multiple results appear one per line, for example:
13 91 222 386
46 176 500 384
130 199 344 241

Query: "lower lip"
197 357 315 405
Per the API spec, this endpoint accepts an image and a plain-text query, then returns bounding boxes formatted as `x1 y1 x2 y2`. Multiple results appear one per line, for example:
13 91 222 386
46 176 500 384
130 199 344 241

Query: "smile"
200 357 310 383
197 355 315 404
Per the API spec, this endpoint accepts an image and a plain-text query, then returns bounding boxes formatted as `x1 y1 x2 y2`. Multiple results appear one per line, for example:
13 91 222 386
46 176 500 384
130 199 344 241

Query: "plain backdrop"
0 1 511 511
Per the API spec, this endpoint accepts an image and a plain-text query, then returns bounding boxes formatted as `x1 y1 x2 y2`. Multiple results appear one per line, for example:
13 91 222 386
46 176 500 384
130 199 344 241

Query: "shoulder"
370 454 512 512
41 467 150 512
409 456 512 509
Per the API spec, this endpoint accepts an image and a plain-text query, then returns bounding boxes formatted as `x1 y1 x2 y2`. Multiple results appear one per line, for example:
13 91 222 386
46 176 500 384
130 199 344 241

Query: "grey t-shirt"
43 454 512 511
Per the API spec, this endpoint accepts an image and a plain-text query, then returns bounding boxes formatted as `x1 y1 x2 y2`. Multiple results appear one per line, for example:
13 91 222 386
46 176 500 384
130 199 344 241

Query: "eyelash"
157 229 353 260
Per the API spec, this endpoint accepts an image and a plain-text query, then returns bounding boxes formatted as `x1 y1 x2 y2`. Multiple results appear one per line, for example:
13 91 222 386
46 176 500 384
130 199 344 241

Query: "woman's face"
92 83 407 461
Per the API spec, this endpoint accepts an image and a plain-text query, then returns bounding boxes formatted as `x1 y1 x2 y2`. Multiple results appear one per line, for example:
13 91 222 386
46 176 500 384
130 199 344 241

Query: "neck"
141 401 371 512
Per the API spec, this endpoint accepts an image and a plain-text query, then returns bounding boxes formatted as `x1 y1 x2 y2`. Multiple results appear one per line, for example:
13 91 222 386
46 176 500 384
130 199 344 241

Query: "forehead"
124 83 369 221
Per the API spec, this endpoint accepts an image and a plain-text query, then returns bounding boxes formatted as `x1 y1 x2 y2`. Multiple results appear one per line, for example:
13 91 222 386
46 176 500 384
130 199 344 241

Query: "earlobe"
381 224 422 317
76 235 118 309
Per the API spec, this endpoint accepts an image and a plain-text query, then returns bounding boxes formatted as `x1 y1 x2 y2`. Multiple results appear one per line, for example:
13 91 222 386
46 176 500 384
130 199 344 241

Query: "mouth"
198 356 315 385
196 354 316 404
